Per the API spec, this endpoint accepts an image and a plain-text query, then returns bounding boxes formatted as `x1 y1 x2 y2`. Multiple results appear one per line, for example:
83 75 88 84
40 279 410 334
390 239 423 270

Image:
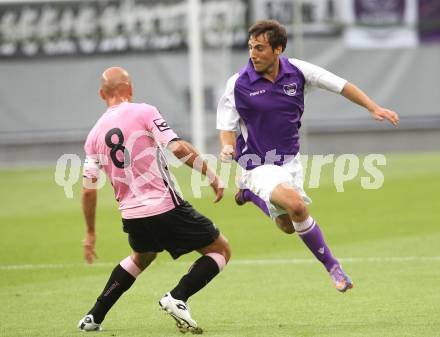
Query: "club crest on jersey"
283 83 297 96
153 118 170 132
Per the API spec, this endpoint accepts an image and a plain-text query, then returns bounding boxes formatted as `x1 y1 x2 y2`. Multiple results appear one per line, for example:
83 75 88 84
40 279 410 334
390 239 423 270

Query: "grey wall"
1 37 439 165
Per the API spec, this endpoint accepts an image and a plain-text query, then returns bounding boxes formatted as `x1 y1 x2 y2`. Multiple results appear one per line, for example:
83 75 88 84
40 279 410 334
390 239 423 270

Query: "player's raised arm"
341 82 399 126
168 140 224 203
289 58 399 127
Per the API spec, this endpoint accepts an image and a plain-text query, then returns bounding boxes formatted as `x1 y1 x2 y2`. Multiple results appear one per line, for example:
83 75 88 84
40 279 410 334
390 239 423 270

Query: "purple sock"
298 221 339 272
242 189 270 217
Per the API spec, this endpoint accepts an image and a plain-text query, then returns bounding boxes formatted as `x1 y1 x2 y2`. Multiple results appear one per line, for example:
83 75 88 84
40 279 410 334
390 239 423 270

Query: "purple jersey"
217 57 347 170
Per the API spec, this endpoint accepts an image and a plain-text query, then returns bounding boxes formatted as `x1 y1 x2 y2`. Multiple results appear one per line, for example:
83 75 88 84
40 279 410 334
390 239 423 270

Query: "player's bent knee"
218 234 232 262
199 234 231 265
215 236 231 263
223 241 232 263
131 252 157 271
285 199 307 219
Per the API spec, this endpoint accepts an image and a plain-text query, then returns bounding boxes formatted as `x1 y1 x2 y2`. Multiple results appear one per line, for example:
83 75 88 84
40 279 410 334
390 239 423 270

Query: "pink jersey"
83 102 182 219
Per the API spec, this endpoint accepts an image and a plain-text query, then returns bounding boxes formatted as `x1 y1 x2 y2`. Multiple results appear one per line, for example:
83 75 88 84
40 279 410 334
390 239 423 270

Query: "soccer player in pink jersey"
78 67 230 334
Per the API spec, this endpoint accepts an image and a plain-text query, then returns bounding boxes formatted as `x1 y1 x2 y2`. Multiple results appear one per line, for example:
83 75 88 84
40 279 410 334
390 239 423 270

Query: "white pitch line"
0 262 116 270
1 256 440 271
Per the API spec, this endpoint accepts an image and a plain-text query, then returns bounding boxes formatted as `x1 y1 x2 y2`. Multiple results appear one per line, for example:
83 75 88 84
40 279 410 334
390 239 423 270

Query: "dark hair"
248 20 287 52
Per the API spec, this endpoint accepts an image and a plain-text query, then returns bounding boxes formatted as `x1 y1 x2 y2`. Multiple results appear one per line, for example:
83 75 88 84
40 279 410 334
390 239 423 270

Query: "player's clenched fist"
220 145 235 163
83 233 97 264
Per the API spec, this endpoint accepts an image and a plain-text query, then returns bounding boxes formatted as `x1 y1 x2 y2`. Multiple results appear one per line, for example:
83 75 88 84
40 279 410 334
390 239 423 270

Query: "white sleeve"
288 58 347 94
83 131 102 179
216 73 240 131
83 155 101 179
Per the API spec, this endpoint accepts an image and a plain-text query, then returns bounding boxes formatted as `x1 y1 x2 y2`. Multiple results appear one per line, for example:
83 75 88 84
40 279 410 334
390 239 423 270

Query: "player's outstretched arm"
341 82 399 126
82 178 98 264
168 140 224 203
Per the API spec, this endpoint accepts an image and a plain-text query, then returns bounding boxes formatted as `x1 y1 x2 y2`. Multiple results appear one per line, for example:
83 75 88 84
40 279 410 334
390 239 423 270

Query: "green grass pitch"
1 153 439 337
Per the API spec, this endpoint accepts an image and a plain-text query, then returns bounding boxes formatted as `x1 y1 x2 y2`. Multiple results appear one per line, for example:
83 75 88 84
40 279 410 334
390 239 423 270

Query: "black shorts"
122 201 220 259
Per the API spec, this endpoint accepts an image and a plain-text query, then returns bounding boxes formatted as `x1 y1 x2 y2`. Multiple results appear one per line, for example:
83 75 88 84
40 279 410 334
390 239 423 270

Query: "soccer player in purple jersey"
217 20 399 293
78 67 231 334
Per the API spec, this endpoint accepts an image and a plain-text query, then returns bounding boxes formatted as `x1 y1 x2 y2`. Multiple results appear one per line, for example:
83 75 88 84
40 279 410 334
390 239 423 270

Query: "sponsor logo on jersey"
283 82 297 96
153 118 171 132
249 89 266 96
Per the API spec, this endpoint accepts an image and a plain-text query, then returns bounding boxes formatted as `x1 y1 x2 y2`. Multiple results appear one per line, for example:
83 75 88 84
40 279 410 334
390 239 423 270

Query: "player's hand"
83 233 97 264
220 145 235 163
371 106 399 126
210 176 224 203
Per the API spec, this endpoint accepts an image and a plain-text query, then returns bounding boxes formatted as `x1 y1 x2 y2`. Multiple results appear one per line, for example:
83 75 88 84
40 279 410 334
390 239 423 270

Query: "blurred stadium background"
1 1 439 337
0 0 439 164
